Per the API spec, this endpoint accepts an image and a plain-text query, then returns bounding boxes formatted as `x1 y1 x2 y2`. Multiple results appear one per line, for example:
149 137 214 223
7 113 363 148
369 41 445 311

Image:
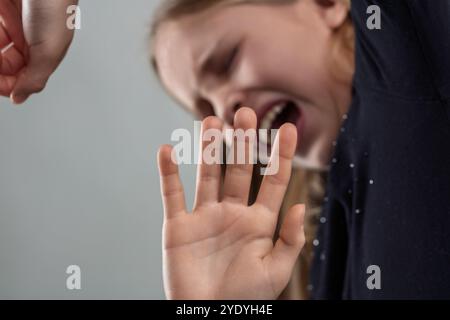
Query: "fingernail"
12 93 27 104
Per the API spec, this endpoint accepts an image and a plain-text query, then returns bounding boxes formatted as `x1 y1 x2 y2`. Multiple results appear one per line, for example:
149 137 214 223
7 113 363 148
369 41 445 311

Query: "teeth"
259 102 290 145
260 102 287 130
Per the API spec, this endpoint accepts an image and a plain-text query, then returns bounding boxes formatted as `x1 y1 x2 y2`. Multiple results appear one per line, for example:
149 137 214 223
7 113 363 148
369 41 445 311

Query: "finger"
10 0 28 62
0 74 16 97
0 36 12 96
10 50 55 104
1 23 24 76
264 204 305 294
0 0 26 54
0 20 11 48
1 43 25 75
11 0 22 18
158 144 187 219
222 107 257 204
255 123 297 214
193 116 223 209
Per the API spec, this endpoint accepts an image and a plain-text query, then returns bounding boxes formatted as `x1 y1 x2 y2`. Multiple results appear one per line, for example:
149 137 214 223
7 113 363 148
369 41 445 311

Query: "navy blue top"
310 0 450 299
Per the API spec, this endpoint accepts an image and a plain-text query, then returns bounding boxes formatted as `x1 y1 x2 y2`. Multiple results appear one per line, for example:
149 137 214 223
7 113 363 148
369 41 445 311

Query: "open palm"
158 108 305 300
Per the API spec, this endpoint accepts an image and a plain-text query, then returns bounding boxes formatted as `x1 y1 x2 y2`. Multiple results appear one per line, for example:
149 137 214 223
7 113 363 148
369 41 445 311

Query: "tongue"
272 102 300 130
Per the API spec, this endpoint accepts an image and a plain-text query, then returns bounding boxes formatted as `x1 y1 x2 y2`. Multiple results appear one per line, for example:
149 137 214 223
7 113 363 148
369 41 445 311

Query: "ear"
314 0 350 30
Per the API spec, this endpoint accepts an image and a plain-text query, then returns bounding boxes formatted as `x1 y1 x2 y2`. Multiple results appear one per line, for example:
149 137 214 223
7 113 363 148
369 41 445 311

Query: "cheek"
239 38 330 106
280 47 330 105
304 104 338 137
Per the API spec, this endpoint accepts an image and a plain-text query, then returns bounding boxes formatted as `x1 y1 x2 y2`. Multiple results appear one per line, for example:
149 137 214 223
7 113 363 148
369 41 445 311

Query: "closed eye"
219 45 240 75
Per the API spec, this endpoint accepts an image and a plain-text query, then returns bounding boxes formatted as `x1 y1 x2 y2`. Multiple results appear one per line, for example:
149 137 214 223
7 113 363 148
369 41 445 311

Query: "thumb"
264 204 306 295
10 53 54 104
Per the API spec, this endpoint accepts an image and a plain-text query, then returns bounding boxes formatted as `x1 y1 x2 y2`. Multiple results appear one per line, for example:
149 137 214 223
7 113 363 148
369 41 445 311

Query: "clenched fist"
0 0 78 104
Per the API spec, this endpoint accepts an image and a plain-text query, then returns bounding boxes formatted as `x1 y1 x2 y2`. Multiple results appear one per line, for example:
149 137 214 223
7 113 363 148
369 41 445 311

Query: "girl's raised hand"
157 107 305 300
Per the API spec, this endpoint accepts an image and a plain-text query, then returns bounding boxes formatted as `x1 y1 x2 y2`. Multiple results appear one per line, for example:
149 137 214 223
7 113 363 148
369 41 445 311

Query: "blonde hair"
149 0 354 300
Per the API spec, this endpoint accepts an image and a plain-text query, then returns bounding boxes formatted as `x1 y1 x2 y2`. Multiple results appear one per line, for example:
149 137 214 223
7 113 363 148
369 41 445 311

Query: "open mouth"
258 100 302 148
259 100 301 131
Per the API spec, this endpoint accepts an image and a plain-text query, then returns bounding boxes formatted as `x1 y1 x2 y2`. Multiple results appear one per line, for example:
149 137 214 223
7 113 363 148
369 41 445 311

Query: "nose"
225 102 242 126
207 89 246 126
223 102 243 126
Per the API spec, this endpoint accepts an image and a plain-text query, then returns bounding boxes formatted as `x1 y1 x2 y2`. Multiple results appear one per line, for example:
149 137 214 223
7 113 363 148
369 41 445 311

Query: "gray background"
0 0 197 299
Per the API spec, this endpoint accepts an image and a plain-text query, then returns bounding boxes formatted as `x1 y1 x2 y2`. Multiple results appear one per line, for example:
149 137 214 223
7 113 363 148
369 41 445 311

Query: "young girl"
153 0 450 300
0 0 353 299
3 0 448 300
150 0 354 299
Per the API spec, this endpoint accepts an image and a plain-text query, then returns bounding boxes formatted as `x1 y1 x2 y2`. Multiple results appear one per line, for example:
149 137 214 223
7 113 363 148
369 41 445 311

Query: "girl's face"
154 0 353 170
